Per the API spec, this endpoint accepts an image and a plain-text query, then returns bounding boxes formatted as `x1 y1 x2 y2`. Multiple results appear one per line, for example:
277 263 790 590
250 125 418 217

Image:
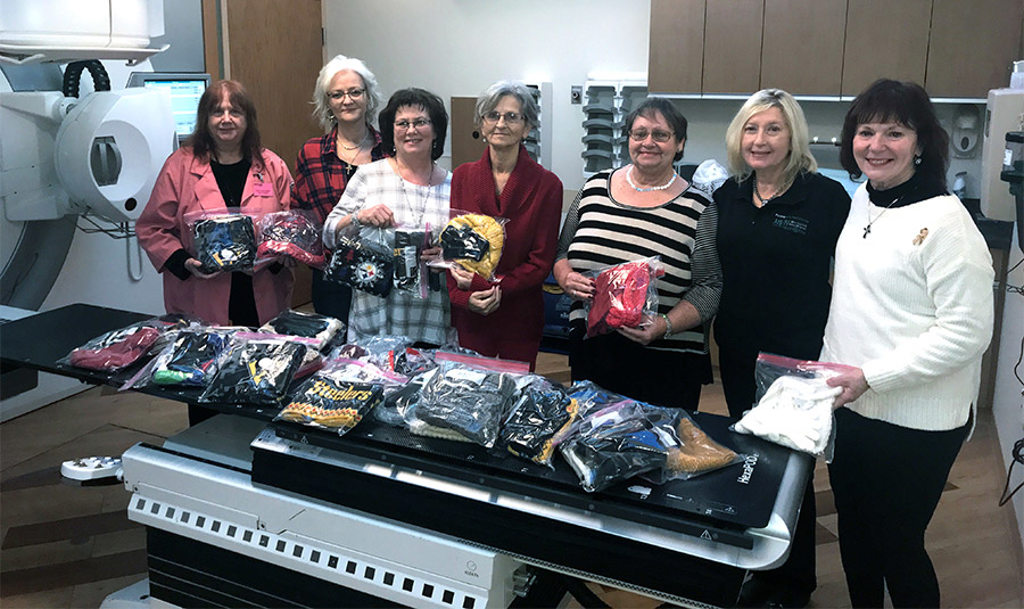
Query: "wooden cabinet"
760 0 847 95
702 0 763 94
648 0 705 94
926 0 1024 98
648 0 1024 99
842 0 931 97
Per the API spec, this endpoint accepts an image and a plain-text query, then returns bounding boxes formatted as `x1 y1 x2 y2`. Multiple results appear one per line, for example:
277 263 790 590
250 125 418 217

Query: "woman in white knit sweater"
821 79 994 608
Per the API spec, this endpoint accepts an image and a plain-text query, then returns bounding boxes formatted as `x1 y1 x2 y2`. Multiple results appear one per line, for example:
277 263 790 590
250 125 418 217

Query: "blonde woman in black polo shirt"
713 88 850 608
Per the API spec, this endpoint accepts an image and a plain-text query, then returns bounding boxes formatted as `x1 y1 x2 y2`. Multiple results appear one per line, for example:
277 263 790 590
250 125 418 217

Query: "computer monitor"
126 72 211 143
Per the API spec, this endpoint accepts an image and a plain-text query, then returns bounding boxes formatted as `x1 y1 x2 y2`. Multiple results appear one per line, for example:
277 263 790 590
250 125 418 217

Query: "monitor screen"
127 72 211 141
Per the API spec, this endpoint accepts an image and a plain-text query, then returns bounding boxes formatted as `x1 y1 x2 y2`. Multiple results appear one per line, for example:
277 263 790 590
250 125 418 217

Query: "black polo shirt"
713 171 851 359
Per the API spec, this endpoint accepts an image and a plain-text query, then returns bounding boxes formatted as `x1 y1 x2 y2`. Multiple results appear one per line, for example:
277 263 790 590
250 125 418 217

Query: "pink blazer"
136 146 295 325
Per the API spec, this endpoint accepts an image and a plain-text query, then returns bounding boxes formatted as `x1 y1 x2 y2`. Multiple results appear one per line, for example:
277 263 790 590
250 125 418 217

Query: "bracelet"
659 313 673 338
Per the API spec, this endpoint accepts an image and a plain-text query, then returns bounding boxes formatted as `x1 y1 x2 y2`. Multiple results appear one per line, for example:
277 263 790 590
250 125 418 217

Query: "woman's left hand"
616 314 665 346
826 367 869 408
468 286 501 315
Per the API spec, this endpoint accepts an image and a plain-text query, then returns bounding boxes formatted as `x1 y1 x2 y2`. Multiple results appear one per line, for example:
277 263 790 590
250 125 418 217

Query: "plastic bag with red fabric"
256 210 326 269
584 256 665 338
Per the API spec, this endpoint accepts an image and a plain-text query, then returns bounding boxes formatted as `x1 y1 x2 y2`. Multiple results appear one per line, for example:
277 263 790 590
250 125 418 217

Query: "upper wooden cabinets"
649 0 1024 99
926 0 1024 98
841 0 931 97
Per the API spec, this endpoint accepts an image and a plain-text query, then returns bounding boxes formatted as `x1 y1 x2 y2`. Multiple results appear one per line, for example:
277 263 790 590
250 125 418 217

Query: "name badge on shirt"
253 182 274 197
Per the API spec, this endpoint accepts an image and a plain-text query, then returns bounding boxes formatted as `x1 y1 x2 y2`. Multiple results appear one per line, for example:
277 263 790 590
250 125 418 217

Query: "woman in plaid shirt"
292 55 389 327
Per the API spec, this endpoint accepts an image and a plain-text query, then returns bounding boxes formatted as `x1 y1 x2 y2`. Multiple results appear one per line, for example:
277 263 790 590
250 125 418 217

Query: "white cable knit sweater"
820 185 994 431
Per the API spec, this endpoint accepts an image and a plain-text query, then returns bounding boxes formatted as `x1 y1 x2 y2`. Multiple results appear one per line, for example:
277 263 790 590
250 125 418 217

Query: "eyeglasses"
482 111 524 125
629 129 674 143
328 88 365 101
394 118 432 131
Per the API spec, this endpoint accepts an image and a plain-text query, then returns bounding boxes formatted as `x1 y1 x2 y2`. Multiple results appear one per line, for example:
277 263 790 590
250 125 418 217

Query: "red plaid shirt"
291 125 388 226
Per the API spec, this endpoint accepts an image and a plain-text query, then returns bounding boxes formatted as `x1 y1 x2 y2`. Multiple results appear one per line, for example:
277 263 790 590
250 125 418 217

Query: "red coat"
137 146 294 325
447 146 563 365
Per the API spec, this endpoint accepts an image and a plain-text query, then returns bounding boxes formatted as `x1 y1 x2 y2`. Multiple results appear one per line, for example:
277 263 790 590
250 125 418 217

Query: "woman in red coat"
447 80 563 368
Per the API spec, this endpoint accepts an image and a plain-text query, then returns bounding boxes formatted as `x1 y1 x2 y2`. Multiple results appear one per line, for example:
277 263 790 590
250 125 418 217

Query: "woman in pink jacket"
137 80 294 326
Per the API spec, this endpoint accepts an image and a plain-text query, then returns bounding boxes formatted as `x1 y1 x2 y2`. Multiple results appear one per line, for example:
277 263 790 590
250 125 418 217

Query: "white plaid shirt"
324 159 452 345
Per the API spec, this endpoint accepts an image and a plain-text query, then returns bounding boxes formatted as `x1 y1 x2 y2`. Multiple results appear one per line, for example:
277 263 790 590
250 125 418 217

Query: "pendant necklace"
626 166 676 192
399 163 436 226
338 132 368 167
862 197 902 238
753 176 784 207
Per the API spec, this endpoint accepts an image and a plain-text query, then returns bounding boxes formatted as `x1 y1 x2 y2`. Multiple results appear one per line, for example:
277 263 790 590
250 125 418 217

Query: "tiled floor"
1 353 1022 608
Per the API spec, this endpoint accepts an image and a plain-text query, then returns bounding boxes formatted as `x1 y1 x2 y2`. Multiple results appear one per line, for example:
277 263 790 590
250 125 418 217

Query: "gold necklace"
337 132 368 164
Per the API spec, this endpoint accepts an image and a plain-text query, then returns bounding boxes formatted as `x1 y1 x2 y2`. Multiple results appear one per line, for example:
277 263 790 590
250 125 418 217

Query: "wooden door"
926 0 1024 98
702 0 763 94
450 96 487 170
842 0 930 96
760 0 847 95
648 0 706 94
202 0 324 306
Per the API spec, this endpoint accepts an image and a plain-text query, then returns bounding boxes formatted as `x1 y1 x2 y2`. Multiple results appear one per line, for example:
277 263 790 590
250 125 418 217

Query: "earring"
914 155 922 166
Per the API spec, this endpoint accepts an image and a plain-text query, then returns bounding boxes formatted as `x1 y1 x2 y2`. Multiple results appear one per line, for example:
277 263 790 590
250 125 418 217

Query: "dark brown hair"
840 79 949 192
378 88 448 161
624 97 688 162
188 80 264 169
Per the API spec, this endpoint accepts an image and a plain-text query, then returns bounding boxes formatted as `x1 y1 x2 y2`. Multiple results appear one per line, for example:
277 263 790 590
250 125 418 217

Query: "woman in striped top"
553 98 721 411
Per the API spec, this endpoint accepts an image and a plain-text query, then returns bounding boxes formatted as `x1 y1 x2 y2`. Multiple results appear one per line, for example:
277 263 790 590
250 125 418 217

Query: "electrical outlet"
570 85 582 104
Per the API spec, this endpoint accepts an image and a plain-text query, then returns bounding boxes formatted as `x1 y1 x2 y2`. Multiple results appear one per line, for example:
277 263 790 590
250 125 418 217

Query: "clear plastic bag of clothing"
500 375 578 469
583 256 665 338
732 353 856 458
322 226 395 297
643 409 743 482
409 351 529 448
259 309 345 352
61 315 192 372
185 209 259 273
434 210 509 281
276 359 405 434
120 324 234 389
393 224 434 299
198 335 307 406
558 401 676 493
255 209 326 269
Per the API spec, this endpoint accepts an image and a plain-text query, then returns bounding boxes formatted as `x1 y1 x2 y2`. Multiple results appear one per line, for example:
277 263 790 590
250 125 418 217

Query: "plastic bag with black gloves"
732 353 855 458
583 256 665 338
260 309 344 351
433 210 508 281
500 375 578 468
393 225 433 298
411 351 529 448
559 401 676 493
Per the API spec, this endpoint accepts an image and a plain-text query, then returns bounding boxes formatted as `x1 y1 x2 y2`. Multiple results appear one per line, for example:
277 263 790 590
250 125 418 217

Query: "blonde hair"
725 88 816 186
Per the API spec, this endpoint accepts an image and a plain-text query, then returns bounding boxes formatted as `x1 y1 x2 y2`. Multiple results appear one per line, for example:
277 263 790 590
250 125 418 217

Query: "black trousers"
569 330 711 411
718 345 817 595
310 268 352 331
828 407 968 608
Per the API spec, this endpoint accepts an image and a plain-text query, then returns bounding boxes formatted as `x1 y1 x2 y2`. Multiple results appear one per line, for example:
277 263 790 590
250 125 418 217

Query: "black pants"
569 330 710 411
718 345 817 595
828 408 968 608
311 268 352 331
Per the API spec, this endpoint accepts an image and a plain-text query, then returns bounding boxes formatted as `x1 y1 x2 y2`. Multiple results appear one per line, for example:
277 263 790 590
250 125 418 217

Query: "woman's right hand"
355 204 395 228
449 266 474 290
184 258 219 279
561 271 595 301
468 286 501 315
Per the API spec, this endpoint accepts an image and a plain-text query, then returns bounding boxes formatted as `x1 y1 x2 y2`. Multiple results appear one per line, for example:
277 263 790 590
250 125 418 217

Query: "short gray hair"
473 80 539 130
311 54 384 133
